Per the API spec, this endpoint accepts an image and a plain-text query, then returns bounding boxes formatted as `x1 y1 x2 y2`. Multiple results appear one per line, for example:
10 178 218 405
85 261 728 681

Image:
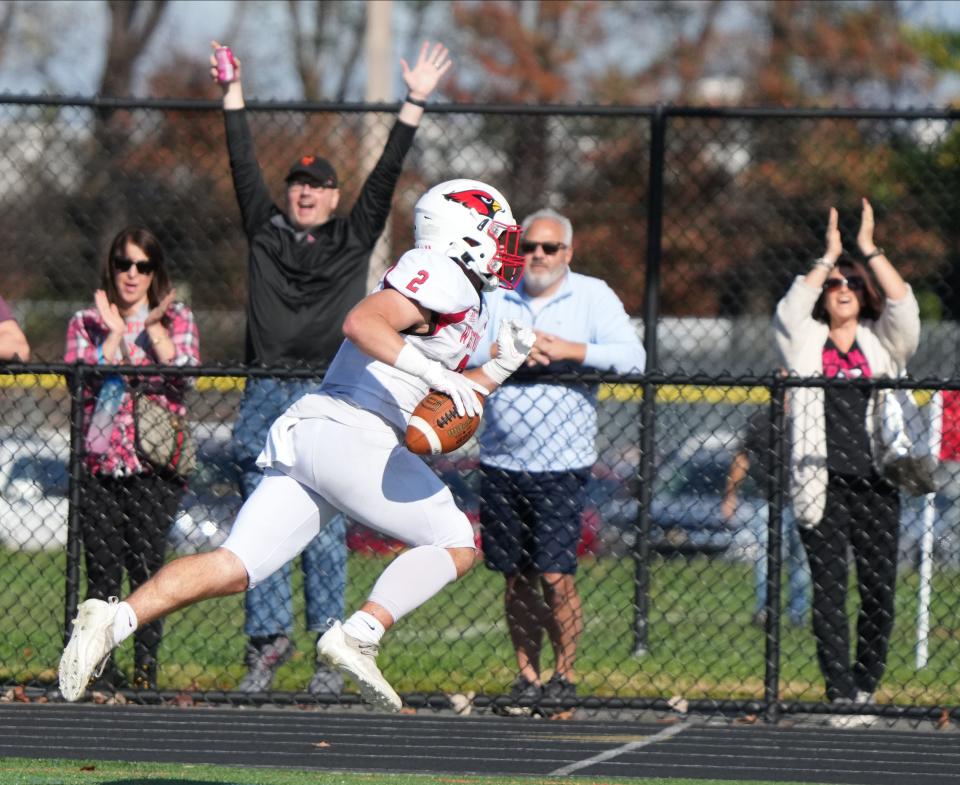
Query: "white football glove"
481 319 536 385
394 344 486 417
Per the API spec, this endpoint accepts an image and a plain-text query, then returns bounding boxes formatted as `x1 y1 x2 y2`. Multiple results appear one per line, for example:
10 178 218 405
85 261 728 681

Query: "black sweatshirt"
225 109 417 367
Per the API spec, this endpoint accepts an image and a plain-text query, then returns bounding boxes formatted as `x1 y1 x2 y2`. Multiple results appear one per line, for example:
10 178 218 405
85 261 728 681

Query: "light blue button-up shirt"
472 271 645 472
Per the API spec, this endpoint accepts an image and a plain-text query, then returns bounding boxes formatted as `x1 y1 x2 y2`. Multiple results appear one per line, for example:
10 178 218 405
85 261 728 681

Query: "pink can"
215 47 236 83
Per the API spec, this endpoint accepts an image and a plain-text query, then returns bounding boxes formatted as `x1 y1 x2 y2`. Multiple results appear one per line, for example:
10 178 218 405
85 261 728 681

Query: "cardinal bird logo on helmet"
443 189 502 218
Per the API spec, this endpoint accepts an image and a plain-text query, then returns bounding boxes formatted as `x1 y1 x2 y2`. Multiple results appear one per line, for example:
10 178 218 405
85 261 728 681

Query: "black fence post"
63 364 86 645
633 105 665 656
762 376 788 723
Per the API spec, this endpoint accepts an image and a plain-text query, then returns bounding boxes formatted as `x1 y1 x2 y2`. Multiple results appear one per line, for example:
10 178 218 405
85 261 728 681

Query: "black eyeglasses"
520 240 567 255
823 275 864 293
113 257 157 275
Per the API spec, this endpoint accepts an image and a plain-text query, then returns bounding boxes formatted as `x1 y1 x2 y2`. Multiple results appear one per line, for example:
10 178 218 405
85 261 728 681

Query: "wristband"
404 94 427 108
812 257 835 272
394 343 433 380
481 358 513 386
863 248 885 261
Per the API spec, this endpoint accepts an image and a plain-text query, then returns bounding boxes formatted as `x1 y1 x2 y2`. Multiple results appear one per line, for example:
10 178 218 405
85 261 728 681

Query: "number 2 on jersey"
406 270 429 293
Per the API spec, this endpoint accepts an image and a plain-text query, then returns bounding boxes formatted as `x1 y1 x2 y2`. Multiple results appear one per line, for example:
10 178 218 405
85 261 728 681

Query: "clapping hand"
857 197 878 256
401 41 453 101
94 290 125 336
145 290 176 328
823 207 842 265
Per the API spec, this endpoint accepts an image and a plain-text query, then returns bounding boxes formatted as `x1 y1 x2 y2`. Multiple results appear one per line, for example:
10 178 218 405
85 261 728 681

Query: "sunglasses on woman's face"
823 275 864 293
113 257 156 275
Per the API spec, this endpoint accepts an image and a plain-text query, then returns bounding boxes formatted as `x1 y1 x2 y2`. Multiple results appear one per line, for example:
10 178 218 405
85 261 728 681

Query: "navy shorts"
479 467 590 576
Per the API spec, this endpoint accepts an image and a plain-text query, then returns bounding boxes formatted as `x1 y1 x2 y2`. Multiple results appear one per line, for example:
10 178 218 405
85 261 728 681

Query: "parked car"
0 445 70 550
0 425 241 553
590 432 960 566
167 426 242 554
588 433 759 557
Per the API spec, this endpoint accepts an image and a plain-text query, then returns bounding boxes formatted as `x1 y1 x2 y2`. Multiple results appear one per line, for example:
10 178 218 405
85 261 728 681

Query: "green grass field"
0 757 817 785
2 548 959 706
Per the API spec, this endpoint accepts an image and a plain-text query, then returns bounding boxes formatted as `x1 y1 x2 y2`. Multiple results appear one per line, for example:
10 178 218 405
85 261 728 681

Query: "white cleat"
317 621 401 713
58 598 120 702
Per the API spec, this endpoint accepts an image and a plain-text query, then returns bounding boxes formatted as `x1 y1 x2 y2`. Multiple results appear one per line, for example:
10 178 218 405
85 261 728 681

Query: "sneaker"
316 621 400 712
494 676 542 717
59 598 121 702
307 664 345 696
543 674 577 703
827 696 876 728
236 634 293 693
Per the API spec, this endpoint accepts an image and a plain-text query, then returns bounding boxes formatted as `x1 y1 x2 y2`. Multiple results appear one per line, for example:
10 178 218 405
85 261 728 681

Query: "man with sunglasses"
472 208 645 716
210 41 453 696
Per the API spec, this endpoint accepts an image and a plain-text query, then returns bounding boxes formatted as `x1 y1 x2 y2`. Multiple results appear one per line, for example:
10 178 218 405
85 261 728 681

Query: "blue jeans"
749 506 811 625
234 377 347 637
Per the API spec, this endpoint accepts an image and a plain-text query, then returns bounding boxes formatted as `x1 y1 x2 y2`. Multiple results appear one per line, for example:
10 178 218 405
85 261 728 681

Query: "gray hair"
521 208 573 246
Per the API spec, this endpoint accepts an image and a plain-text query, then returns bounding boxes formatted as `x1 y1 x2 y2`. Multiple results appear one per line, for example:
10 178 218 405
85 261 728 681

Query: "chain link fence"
1 98 959 721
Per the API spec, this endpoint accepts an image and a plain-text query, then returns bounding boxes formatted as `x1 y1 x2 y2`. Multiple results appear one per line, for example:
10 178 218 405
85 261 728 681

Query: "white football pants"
221 400 475 588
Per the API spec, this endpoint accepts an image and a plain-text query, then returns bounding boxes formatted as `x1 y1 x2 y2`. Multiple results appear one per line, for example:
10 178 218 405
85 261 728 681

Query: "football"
405 390 484 455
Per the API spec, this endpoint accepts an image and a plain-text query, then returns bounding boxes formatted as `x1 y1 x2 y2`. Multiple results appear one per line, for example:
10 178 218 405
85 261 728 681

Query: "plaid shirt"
65 301 200 476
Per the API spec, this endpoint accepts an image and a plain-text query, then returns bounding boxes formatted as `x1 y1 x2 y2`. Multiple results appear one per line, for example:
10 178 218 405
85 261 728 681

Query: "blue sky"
2 1 959 102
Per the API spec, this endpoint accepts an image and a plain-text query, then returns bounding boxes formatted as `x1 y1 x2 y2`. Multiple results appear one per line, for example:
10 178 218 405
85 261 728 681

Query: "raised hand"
824 206 842 264
401 41 453 101
857 197 877 256
209 40 242 86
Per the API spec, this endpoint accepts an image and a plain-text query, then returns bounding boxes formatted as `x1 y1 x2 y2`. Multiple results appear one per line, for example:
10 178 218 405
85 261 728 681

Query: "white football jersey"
287 248 487 432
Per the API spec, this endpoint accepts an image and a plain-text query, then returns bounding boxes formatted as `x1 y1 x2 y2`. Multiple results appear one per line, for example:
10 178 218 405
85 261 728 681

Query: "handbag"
133 391 197 478
878 387 941 497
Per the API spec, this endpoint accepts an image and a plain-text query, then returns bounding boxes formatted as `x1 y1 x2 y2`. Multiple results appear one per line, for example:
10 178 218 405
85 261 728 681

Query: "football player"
59 179 536 712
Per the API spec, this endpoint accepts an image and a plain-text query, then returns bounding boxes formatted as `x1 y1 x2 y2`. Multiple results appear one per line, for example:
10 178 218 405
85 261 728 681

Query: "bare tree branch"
101 0 170 97
333 6 366 101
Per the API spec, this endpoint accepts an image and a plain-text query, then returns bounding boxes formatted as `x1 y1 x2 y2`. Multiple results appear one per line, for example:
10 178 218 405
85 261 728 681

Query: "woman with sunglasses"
64 226 200 692
774 199 919 726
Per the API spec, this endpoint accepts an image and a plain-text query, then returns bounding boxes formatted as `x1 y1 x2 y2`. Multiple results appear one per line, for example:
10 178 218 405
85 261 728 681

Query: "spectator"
0 295 30 361
210 41 452 694
473 208 645 715
722 401 811 629
774 199 919 727
58 178 535 713
64 226 200 691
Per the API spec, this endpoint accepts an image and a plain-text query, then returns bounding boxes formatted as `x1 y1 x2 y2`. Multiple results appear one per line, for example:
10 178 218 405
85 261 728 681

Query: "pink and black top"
822 337 874 476
64 302 200 476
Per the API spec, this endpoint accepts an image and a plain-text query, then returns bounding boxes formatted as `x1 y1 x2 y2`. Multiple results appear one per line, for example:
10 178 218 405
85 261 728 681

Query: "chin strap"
451 255 488 293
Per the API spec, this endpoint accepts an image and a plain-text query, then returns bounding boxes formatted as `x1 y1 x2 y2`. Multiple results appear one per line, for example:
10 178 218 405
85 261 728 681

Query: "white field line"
549 720 691 776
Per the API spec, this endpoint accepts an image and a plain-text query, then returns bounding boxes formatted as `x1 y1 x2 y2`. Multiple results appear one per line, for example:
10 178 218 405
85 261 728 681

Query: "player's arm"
342 289 430 364
344 289 486 417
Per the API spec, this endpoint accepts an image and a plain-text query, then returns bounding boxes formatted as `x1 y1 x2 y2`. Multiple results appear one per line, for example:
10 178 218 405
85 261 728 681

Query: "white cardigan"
773 276 920 527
